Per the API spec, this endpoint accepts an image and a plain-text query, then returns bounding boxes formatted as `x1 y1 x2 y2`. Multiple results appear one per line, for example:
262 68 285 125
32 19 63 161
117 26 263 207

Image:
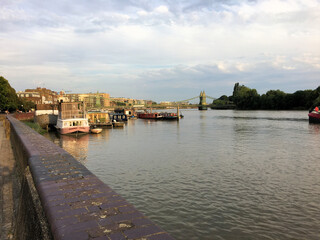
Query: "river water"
44 110 320 240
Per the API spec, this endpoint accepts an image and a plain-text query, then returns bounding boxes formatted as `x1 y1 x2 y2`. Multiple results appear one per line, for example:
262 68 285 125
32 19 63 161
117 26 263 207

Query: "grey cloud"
0 0 248 33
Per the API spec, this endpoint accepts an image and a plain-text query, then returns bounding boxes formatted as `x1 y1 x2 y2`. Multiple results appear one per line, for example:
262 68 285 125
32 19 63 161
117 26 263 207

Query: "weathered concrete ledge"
7 115 174 240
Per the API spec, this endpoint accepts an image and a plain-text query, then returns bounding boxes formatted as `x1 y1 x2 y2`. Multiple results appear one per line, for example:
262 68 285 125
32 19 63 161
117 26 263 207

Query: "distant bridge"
176 91 216 110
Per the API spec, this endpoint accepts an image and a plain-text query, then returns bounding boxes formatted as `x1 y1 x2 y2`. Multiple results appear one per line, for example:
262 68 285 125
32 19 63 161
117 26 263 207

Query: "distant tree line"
0 76 35 112
223 83 320 110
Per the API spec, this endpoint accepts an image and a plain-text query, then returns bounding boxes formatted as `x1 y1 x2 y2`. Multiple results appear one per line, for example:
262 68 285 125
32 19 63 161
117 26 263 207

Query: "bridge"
176 91 216 110
76 91 217 111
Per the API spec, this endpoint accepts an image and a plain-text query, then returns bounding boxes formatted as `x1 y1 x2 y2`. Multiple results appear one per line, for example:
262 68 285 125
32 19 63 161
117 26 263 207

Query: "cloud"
0 0 319 101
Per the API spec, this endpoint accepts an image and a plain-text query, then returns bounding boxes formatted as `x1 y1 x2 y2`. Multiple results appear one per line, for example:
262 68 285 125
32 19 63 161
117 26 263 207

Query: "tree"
232 83 320 110
0 76 20 112
232 83 260 109
18 98 36 112
310 86 320 110
260 90 286 110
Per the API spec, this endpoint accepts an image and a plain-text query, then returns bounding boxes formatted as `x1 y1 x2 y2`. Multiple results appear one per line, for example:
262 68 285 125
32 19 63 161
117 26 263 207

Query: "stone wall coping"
7 115 174 240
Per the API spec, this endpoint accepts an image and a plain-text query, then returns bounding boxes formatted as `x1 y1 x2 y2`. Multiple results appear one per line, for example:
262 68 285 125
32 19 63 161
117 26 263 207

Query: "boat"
109 112 128 122
308 107 320 123
90 128 102 134
55 102 90 134
112 120 125 127
87 111 112 128
137 112 163 119
160 112 183 120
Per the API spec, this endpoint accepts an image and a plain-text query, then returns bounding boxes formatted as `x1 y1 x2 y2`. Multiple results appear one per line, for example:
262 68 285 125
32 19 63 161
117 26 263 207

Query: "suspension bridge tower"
199 91 208 110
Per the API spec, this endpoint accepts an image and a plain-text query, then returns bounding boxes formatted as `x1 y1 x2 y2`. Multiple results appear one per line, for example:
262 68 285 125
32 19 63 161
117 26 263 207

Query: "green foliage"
312 96 320 108
0 76 20 112
22 120 47 135
212 95 234 107
0 76 36 112
19 98 36 111
116 102 126 106
232 84 260 109
261 90 287 109
232 82 320 110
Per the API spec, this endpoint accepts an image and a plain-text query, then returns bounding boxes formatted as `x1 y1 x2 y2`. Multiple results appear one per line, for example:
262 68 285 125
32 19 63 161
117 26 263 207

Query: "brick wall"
7 115 174 240
13 112 35 121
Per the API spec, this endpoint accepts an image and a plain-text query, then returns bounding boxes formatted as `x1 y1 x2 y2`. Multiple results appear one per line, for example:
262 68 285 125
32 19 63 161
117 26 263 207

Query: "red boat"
308 110 320 123
137 112 163 119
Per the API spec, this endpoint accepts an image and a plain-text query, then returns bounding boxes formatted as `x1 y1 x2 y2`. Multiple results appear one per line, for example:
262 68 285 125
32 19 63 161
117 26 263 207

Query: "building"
109 98 153 107
17 91 42 104
67 92 110 108
160 101 172 105
110 97 133 107
23 87 58 104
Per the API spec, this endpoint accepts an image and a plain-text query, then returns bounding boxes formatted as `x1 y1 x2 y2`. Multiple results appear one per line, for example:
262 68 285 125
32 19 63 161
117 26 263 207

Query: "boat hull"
113 122 125 127
308 112 320 123
160 112 180 120
57 126 90 134
137 113 163 119
56 118 90 134
91 128 102 134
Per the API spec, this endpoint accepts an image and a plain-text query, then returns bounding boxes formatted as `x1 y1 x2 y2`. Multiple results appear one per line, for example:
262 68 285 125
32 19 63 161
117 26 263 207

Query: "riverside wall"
6 115 174 240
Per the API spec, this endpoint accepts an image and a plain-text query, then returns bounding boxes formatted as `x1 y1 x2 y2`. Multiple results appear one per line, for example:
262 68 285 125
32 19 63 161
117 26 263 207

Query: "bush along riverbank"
22 120 47 135
212 83 320 110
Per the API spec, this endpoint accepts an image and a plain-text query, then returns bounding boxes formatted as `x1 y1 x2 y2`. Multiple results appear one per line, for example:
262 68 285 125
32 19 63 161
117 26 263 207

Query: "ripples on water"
45 110 320 240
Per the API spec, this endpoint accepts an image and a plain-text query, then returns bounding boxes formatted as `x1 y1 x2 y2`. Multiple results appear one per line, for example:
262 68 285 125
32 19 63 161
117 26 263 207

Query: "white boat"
90 128 102 134
56 118 90 134
55 102 90 134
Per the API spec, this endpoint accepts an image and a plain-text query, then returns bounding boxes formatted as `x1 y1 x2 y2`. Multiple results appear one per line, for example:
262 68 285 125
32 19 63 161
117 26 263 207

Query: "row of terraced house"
17 87 153 109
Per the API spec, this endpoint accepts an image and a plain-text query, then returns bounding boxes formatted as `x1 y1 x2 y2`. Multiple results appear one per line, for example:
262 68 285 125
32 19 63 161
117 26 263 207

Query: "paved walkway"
0 117 14 240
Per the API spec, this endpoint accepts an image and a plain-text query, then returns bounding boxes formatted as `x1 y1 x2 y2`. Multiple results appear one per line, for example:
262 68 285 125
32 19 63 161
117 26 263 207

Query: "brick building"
22 87 58 104
17 91 42 104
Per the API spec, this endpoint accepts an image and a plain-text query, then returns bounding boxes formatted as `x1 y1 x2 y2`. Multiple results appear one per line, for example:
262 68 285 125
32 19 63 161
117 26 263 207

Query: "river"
44 110 320 240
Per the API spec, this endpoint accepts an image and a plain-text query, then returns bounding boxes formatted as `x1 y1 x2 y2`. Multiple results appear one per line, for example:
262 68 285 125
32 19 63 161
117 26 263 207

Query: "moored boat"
160 112 182 120
308 107 320 123
109 112 128 122
55 102 90 134
56 118 90 134
137 112 163 119
90 128 103 134
112 121 125 127
87 111 112 128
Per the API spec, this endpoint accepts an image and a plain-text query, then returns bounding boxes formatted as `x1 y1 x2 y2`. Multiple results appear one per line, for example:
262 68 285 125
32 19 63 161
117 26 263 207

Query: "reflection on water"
44 110 320 240
44 132 90 164
45 130 110 164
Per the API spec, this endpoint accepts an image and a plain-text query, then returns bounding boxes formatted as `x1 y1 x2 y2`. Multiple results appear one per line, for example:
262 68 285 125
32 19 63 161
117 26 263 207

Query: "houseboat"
160 112 181 120
87 111 112 128
137 112 163 119
109 112 128 122
55 102 90 135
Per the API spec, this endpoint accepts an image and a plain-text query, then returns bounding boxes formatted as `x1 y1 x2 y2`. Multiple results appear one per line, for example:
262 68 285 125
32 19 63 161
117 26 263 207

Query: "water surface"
45 110 320 240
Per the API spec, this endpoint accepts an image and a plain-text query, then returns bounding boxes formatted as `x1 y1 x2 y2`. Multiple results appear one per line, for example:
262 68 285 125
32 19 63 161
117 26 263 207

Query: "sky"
0 0 319 102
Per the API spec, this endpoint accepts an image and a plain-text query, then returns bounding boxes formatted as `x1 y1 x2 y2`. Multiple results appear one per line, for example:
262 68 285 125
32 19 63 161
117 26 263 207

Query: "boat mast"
177 104 180 121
